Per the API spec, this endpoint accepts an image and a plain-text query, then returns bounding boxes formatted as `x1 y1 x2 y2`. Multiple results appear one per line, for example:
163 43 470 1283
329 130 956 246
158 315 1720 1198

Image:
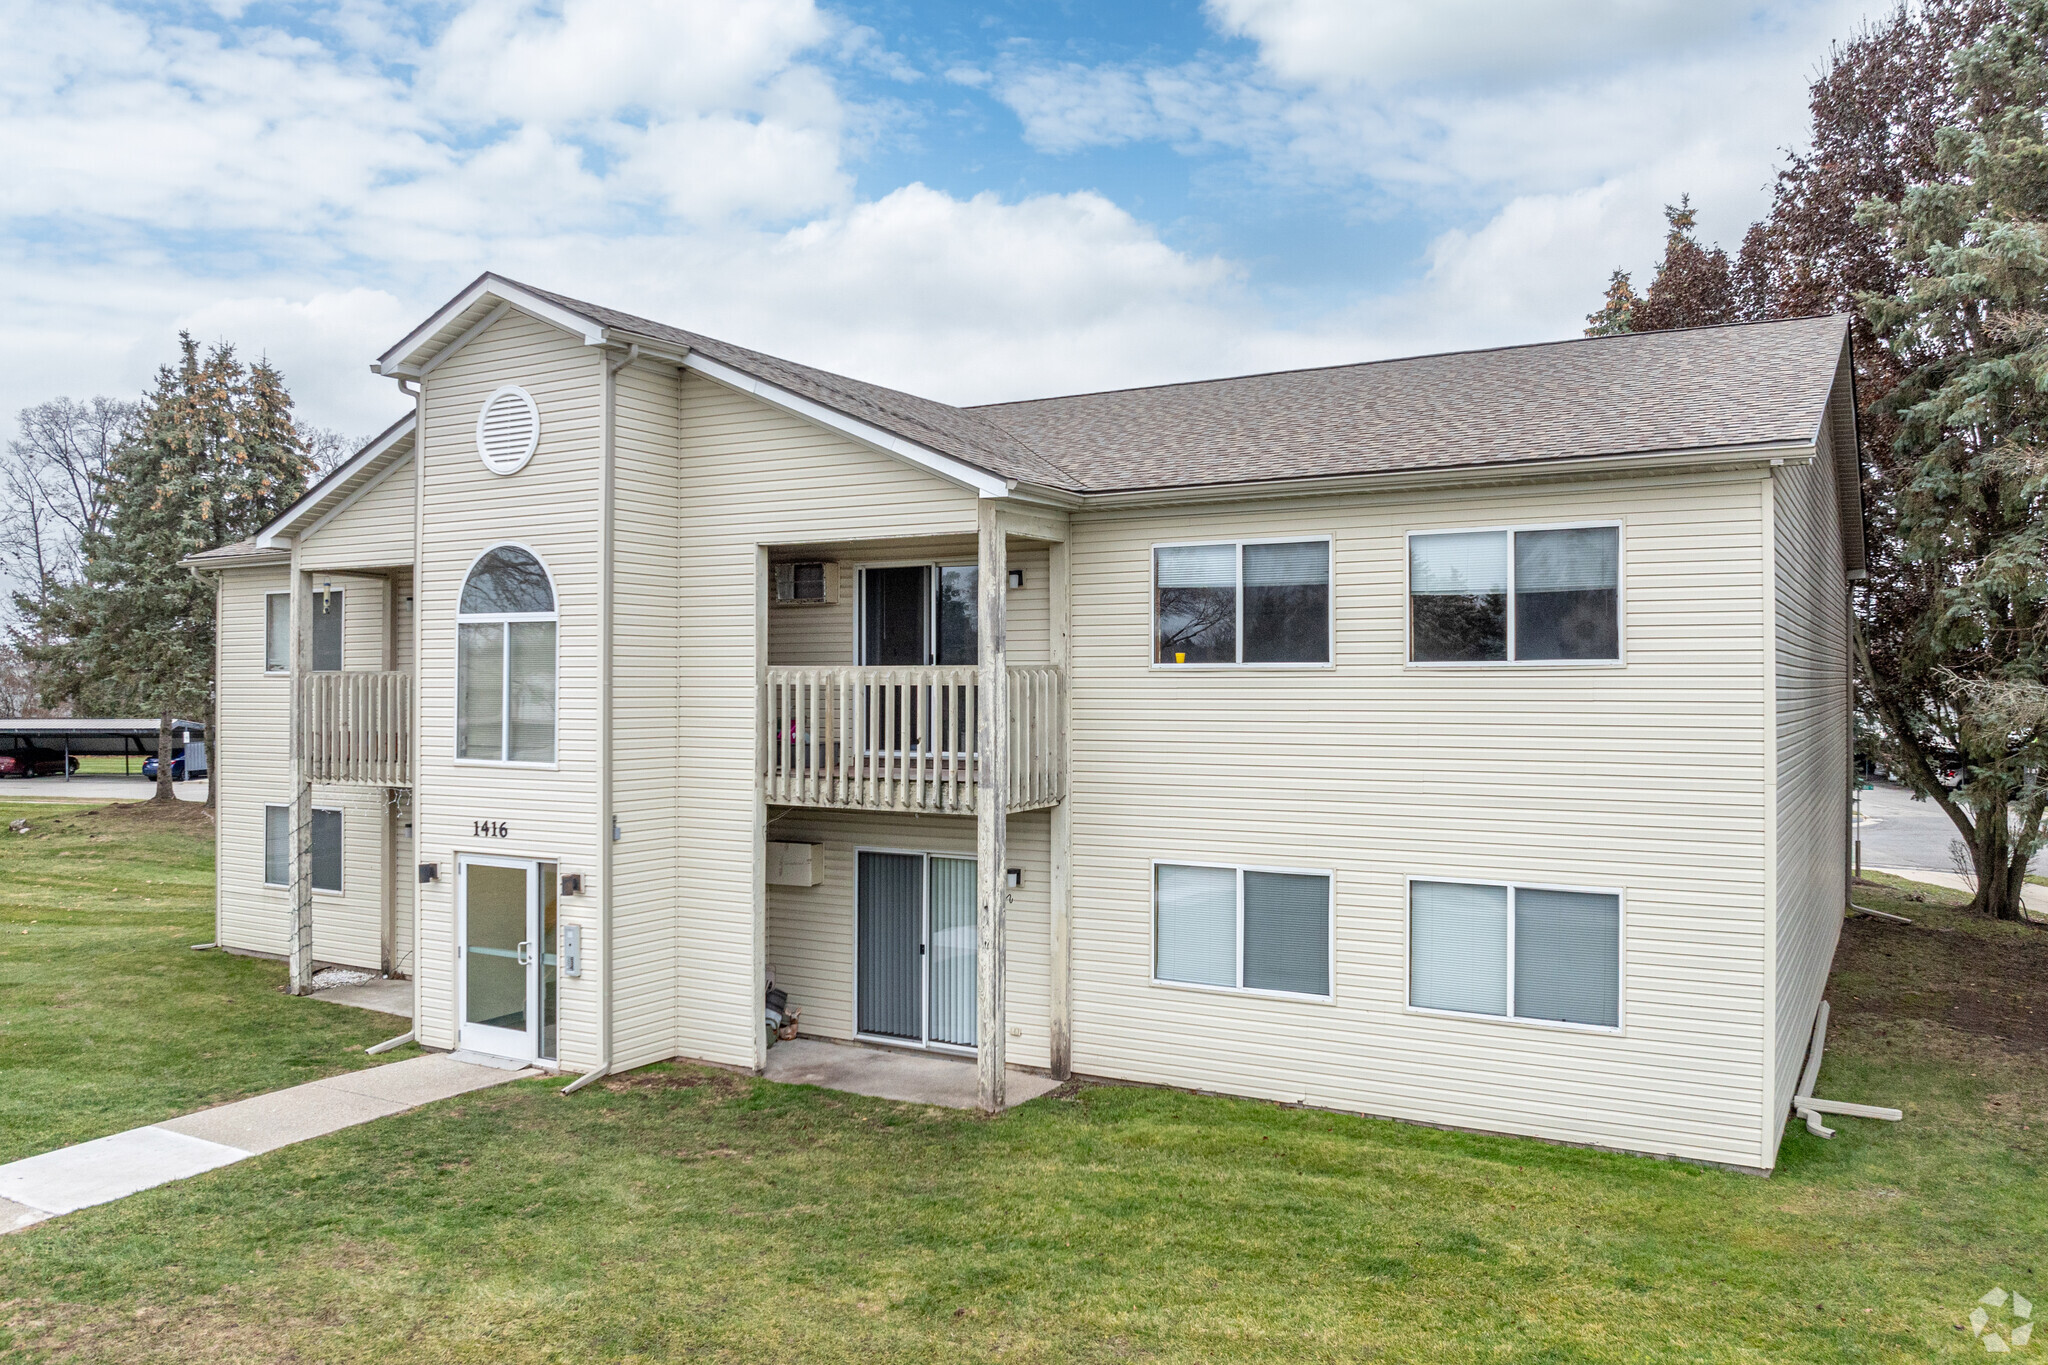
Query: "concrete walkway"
311 976 414 1016
0 1054 532 1234
764 1037 1061 1110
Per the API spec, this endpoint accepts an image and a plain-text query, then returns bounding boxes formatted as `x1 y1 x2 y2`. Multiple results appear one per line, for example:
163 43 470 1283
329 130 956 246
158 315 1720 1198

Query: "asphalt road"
1855 779 2047 874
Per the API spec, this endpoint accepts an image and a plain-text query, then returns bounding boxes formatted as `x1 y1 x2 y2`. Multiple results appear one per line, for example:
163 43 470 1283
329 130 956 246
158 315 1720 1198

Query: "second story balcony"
763 665 1064 814
300 670 413 788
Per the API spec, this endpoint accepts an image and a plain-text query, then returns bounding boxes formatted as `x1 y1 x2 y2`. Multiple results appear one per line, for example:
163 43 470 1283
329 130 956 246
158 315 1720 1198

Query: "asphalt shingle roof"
483 279 1851 495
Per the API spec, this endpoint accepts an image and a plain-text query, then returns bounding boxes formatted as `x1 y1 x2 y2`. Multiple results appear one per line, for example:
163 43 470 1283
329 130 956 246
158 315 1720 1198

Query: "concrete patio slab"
311 976 413 1017
1 1054 537 1233
157 1085 410 1155
0 1126 248 1217
1 1196 51 1233
764 1037 1061 1110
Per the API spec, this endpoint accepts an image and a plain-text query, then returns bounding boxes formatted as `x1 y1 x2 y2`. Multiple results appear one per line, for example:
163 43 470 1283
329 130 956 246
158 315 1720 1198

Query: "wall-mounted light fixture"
1007 569 1024 589
1005 868 1022 888
418 862 438 883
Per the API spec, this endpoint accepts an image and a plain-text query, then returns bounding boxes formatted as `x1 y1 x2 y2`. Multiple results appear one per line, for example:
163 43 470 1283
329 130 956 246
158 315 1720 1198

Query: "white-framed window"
1407 523 1621 664
1154 538 1331 666
456 543 558 765
264 804 342 892
308 587 344 671
264 592 290 674
1407 878 1621 1030
1153 861 1332 998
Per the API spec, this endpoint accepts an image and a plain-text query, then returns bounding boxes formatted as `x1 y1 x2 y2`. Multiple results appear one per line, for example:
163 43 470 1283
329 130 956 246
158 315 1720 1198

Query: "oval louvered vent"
475 385 540 475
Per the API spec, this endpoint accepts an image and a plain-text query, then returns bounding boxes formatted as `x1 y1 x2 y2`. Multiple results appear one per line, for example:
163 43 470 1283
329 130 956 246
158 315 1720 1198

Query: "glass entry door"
459 856 558 1062
855 850 977 1052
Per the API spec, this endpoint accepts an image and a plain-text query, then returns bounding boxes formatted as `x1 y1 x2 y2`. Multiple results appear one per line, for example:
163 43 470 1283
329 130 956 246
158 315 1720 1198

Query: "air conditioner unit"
772 561 834 605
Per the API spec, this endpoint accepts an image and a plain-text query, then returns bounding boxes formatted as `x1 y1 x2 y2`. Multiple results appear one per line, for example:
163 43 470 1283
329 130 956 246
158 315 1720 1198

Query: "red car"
0 744 80 777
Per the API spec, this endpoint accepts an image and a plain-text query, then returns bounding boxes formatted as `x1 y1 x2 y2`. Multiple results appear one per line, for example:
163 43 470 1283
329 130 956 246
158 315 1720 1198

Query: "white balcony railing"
300 670 412 787
763 665 1064 814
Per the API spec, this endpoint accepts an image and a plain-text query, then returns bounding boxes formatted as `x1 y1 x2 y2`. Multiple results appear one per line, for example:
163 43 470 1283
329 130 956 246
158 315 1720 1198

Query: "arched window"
457 544 557 763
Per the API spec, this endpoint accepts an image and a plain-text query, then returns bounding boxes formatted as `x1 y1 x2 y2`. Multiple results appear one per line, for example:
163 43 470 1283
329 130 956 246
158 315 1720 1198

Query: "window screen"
309 589 343 671
1242 871 1329 994
311 809 342 893
1242 542 1330 664
1513 888 1620 1027
265 594 289 673
1513 527 1619 661
264 804 288 886
1409 881 1507 1015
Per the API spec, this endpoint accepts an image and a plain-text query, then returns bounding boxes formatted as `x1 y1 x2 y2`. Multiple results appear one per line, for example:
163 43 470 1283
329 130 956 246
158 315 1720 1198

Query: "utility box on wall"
766 841 822 887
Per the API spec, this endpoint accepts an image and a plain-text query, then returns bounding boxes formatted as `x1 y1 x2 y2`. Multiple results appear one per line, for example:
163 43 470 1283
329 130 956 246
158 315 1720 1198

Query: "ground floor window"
1154 862 1331 998
264 804 342 892
1408 879 1620 1028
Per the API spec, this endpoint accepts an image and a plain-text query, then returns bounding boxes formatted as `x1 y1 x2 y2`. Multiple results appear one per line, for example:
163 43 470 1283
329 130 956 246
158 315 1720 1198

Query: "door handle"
516 940 530 967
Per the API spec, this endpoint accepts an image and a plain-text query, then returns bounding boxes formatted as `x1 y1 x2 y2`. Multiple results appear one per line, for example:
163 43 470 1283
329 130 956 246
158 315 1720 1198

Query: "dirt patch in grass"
10 799 213 842
600 1063 750 1097
1833 887 2048 1051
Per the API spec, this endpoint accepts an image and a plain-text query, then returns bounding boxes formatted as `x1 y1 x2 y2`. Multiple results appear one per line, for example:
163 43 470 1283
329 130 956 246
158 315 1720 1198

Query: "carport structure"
0 719 207 780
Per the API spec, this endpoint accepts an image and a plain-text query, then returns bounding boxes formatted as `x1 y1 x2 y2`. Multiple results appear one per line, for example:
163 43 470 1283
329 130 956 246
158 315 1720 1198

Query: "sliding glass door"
855 849 977 1051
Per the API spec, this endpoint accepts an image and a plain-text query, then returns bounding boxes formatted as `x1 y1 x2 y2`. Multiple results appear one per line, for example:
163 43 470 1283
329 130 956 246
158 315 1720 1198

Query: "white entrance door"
458 855 559 1062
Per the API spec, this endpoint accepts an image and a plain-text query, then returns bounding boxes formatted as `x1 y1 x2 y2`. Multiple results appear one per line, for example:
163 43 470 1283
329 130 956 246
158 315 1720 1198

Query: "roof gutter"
1069 440 1817 511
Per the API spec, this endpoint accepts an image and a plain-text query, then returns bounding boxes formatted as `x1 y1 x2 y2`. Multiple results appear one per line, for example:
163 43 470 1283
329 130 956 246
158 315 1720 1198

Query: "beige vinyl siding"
1065 469 1775 1169
764 807 1052 1068
413 309 606 1062
391 570 416 977
215 565 294 957
1767 427 1853 1163
608 358 685 1070
768 542 1051 667
676 371 981 1069
294 454 415 570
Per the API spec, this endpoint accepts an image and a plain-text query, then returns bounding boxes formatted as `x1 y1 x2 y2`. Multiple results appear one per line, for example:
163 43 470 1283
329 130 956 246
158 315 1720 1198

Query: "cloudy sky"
1 0 1883 450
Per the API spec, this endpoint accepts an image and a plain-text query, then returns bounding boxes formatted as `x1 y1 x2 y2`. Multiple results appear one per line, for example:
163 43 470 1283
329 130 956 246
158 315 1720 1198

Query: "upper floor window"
265 592 290 674
1408 524 1619 664
1154 538 1330 666
457 545 557 764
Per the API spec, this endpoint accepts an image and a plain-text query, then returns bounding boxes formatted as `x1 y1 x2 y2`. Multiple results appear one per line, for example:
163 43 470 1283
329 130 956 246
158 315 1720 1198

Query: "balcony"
763 665 1064 814
300 671 412 787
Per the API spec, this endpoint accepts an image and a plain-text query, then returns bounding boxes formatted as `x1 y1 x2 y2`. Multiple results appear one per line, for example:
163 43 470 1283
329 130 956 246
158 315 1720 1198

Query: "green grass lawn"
0 800 410 1163
3 818 2046 1362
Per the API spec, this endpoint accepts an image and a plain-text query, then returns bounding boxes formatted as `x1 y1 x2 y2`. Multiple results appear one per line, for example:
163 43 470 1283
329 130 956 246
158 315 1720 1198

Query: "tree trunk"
153 709 174 803
1967 789 2035 922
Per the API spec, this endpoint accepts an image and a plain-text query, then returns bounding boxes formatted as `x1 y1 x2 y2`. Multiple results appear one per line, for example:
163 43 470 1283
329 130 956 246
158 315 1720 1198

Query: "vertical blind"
507 621 557 763
1410 880 1508 1016
456 623 504 759
1155 863 1237 987
857 851 924 1041
927 856 978 1047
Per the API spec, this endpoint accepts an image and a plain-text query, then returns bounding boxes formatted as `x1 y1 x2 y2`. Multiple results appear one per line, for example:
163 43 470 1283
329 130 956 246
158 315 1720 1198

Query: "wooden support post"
1048 536 1073 1080
975 503 1009 1112
380 574 397 976
288 565 315 995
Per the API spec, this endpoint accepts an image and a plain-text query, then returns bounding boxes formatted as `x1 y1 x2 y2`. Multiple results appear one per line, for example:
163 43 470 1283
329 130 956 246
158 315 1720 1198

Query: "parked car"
0 744 80 778
141 750 205 782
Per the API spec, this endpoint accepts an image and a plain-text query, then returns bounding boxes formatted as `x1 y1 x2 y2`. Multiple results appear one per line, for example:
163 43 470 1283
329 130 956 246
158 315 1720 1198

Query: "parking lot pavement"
0 774 208 803
1856 779 2047 874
